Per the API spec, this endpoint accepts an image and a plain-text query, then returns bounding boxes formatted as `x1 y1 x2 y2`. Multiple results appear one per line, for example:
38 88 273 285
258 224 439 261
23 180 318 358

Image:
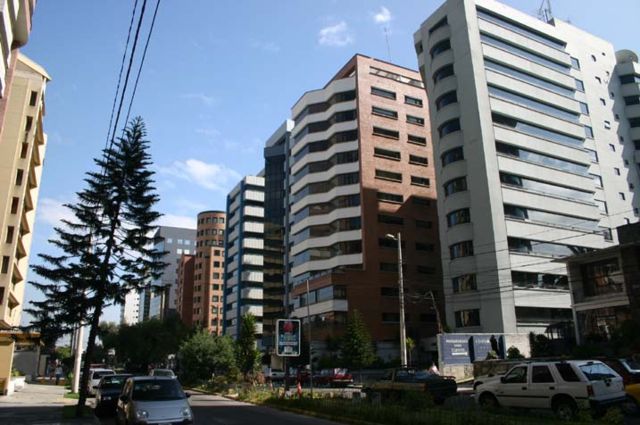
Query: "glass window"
430 39 451 59
408 134 427 146
441 146 464 166
407 115 425 126
447 208 470 227
293 90 356 123
450 240 474 259
493 113 583 147
619 74 640 84
591 174 603 188
373 126 399 139
371 86 396 100
488 86 579 122
476 9 566 49
411 176 430 186
166 238 173 244
579 102 589 115
438 119 461 138
484 60 574 97
378 214 403 225
532 366 555 383
377 192 404 203
455 308 480 327
570 57 580 69
575 79 585 92
435 91 457 110
579 363 617 381
409 155 428 166
372 106 398 119
496 142 588 175
503 366 528 384
374 147 401 160
429 17 448 34
444 176 467 196
480 34 570 73
375 169 402 182
405 95 424 107
452 274 476 293
433 64 454 83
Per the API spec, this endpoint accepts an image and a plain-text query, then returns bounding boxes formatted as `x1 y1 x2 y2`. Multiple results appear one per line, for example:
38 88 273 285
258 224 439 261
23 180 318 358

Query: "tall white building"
120 289 140 325
414 0 638 334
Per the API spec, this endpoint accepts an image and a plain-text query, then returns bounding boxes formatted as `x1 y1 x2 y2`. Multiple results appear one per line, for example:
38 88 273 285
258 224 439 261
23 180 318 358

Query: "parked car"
267 369 285 381
116 376 193 425
314 368 354 387
476 360 627 420
602 358 640 414
363 368 458 405
95 374 132 417
149 368 176 378
87 368 115 396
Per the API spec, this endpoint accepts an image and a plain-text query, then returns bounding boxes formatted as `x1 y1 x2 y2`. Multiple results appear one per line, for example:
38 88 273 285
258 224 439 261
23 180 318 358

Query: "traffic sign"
276 319 301 357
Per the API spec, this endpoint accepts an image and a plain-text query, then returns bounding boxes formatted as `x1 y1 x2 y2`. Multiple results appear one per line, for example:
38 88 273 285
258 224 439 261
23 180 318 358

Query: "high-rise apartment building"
287 54 441 358
223 176 265 344
175 254 195 327
192 211 226 333
0 53 49 394
146 226 196 320
413 0 638 334
120 289 141 325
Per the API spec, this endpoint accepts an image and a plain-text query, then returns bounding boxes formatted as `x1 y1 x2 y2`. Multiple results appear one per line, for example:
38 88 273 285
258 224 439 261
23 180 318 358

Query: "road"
94 393 341 425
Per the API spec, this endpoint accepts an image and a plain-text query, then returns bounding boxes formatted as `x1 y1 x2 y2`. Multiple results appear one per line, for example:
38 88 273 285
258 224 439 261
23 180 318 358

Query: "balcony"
241 305 263 317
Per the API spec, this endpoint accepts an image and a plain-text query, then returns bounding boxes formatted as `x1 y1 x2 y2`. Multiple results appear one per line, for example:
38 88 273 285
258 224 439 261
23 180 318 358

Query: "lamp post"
385 233 407 367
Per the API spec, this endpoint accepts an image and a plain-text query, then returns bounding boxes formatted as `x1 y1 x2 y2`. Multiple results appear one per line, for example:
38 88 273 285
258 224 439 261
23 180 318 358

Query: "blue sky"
20 0 640 324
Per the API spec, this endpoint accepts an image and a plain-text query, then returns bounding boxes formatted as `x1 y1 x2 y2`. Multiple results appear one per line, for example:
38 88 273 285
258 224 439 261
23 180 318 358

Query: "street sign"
276 319 301 357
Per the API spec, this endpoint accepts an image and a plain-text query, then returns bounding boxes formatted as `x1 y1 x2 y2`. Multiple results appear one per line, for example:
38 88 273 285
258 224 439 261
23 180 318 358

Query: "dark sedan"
95 374 132 416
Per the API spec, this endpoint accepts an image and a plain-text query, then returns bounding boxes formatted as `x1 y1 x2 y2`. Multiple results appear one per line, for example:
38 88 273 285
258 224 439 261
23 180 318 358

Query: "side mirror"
500 377 506 384
119 395 129 403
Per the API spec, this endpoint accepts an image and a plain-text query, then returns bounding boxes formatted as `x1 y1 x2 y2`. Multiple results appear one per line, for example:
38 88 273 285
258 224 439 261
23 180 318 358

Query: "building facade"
147 226 196 320
175 254 195 327
0 54 49 394
192 211 226 333
223 176 265 344
413 0 638 334
564 222 640 344
287 54 442 359
120 289 141 325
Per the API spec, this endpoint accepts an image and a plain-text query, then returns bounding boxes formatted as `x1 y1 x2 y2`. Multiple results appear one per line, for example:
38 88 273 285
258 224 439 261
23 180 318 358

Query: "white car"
87 368 115 396
149 368 176 378
476 360 627 420
116 376 193 425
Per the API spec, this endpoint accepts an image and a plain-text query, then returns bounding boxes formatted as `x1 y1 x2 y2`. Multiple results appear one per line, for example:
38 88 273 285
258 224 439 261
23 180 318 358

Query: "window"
409 155 428 166
630 117 640 128
415 242 434 251
408 134 427 146
412 196 430 206
484 60 574 97
25 116 33 132
532 366 555 383
584 126 594 139
579 102 589 115
575 79 585 92
624 96 640 106
405 95 423 107
377 192 403 203
600 98 606 106
595 76 602 84
411 176 430 187
587 149 598 163
455 309 480 327
503 366 528 384
415 220 432 228
10 197 19 214
372 106 398 119
441 146 464 166
580 363 617 381
619 192 626 201
5 226 15 244
435 91 457 110
432 64 454 83
15 169 24 186
570 57 580 69
438 119 461 138
480 34 569 73
382 313 400 323
450 240 473 259
380 262 398 272
178 239 184 244
444 176 467 196
429 39 451 59
166 238 173 244
476 9 565 49
1 256 9 274
614 168 620 176
371 86 396 100
373 126 399 139
452 274 476 293
619 74 640 84
374 147 401 160
595 199 608 214
496 142 588 175
591 174 603 188
378 214 403 225
488 86 579 122
29 91 38 106
447 208 470 227
381 287 399 297
429 17 448 34
375 169 402 182
406 115 425 126
417 266 435 274
609 144 616 152
20 143 28 158
604 120 611 129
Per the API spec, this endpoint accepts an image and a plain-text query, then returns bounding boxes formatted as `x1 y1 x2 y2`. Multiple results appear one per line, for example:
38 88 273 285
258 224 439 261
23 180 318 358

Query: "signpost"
276 319 301 357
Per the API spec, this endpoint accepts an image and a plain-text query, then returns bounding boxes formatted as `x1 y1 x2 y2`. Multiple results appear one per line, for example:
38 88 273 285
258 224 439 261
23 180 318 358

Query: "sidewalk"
0 382 97 425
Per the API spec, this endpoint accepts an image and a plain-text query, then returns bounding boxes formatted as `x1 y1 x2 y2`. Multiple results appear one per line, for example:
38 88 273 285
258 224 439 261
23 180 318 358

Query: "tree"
406 337 416 366
235 314 261 380
341 310 375 374
506 346 525 360
27 118 166 416
178 329 236 385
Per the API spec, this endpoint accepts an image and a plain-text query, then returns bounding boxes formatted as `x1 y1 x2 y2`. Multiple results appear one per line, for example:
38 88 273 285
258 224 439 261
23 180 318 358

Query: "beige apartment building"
0 54 49 394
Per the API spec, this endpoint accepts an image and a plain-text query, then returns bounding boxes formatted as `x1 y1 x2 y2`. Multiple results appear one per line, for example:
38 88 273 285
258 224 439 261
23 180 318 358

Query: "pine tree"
235 313 261 380
27 117 166 416
341 310 375 373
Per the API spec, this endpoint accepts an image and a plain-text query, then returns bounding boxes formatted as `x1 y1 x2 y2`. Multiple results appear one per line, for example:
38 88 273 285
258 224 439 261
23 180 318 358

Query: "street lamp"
385 233 407 367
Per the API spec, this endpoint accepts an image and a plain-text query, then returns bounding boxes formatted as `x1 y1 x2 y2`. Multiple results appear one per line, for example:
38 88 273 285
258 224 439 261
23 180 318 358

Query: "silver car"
116 376 193 425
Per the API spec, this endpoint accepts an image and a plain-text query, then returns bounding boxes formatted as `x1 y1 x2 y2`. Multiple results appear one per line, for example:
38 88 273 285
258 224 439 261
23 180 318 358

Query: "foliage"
340 310 375 370
11 368 24 377
406 337 416 366
600 407 624 425
506 346 524 360
529 333 553 358
178 329 236 385
27 117 166 416
235 314 261 379
485 350 498 360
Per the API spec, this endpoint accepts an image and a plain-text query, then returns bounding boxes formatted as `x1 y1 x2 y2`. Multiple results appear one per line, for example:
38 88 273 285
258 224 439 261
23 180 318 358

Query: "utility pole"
385 233 407 367
305 279 314 396
428 291 444 334
71 324 84 393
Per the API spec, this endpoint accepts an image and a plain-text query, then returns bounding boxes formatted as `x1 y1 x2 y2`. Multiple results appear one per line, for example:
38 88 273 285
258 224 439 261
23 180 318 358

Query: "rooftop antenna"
384 26 392 61
537 0 553 23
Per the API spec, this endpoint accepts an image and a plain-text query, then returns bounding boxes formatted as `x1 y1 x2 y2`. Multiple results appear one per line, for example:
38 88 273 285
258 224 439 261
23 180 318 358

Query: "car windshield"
132 380 185 401
579 363 617 381
93 371 114 379
100 376 129 390
153 370 174 377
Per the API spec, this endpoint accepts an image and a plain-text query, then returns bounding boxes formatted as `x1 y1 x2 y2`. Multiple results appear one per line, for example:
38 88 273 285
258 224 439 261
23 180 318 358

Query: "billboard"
438 334 506 365
276 319 301 357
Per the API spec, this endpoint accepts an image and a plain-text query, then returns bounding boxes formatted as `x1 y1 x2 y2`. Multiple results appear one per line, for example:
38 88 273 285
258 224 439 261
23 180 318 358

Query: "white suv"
476 360 626 420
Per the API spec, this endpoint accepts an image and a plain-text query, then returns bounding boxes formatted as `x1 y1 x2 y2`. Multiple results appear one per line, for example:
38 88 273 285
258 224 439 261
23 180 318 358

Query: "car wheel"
479 392 499 409
553 397 577 421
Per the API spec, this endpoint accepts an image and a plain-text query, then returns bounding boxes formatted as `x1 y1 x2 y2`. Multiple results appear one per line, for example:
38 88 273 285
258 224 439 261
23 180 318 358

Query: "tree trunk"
76 300 104 417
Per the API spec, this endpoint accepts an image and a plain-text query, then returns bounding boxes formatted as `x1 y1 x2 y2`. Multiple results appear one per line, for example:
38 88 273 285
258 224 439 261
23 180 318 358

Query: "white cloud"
36 198 75 227
158 159 241 193
373 6 392 24
156 213 197 229
250 40 281 53
318 21 354 47
181 92 217 107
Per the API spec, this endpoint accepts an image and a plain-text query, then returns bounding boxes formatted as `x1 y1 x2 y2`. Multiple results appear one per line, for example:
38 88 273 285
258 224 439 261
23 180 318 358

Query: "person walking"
55 365 64 385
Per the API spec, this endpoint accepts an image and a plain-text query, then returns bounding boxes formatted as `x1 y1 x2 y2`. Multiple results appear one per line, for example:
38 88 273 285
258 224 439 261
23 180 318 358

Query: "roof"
129 375 176 381
18 53 52 81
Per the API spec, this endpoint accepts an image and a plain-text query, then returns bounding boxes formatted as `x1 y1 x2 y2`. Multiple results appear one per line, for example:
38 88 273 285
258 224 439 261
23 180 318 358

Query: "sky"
20 0 640 325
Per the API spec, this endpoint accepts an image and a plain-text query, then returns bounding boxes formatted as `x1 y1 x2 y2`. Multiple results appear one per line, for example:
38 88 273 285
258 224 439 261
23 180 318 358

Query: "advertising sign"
276 319 301 357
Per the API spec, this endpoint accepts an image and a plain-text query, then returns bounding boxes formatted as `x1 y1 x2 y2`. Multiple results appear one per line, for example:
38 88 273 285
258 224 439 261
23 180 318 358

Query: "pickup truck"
362 368 458 405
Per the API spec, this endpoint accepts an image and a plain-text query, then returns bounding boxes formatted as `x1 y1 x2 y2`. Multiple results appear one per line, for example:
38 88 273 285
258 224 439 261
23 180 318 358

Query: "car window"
579 363 617 381
132 380 185 401
503 366 527 384
622 359 640 372
531 366 555 383
395 370 416 383
555 363 580 382
93 371 114 379
101 376 129 390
